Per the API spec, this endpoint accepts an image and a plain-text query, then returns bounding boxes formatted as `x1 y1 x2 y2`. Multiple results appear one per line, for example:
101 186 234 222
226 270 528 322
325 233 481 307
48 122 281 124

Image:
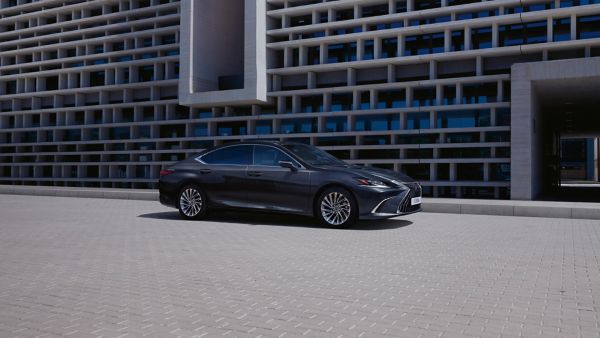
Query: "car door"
196 144 252 208
247 145 311 214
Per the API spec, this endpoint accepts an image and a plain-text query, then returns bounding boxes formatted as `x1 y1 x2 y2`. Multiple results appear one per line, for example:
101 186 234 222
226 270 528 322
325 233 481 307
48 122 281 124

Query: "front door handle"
199 169 211 174
248 171 263 177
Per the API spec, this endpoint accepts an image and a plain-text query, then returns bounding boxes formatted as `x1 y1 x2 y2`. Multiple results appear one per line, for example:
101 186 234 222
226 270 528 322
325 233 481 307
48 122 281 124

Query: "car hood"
318 164 417 185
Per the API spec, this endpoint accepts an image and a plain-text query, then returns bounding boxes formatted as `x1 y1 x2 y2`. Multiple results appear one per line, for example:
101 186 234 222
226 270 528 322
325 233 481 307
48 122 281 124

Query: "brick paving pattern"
0 194 599 337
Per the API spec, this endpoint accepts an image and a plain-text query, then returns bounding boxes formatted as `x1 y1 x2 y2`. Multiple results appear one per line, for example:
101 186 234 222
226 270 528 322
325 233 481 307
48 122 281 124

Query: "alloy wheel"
179 187 203 217
320 192 351 226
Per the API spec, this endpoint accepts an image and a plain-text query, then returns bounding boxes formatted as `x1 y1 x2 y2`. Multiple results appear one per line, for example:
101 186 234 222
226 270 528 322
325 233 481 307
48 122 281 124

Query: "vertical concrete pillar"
320 42 328 64
444 29 451 52
387 64 396 83
464 26 472 51
374 37 382 59
570 14 577 40
430 60 437 80
492 23 499 48
397 35 405 57
547 17 553 43
388 0 396 14
357 39 364 61
347 68 356 86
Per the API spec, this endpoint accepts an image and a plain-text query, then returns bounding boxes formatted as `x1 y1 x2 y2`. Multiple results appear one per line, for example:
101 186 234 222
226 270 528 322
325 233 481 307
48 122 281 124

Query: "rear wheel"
177 185 207 220
316 187 357 228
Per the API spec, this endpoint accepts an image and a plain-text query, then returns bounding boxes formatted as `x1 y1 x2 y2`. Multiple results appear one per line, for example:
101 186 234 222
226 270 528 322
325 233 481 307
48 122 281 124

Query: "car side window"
200 145 252 165
253 145 297 167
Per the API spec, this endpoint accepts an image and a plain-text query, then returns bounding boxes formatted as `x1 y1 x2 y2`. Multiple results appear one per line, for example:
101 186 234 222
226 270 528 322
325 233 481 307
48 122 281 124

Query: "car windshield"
283 143 347 166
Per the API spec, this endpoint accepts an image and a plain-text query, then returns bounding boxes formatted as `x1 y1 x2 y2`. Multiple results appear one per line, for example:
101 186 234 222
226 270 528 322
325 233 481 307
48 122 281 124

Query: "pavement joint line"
0 184 599 220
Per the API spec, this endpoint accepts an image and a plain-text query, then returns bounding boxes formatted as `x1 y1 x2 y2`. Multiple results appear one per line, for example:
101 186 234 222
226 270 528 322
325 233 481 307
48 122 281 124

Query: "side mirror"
279 161 297 171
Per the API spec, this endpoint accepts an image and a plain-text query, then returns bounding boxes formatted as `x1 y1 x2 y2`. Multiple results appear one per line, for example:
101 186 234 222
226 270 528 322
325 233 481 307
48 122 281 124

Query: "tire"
177 185 207 220
316 187 358 228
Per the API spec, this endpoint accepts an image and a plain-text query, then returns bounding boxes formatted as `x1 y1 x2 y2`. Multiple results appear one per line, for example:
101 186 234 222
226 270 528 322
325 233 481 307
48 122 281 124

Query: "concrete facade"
1 0 600 198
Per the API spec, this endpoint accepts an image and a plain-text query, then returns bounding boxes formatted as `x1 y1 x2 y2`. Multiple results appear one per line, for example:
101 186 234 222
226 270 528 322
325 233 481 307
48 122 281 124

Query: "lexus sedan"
159 141 422 227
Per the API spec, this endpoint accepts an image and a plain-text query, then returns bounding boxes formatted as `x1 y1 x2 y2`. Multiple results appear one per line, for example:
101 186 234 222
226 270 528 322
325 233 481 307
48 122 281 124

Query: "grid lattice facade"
1 0 600 198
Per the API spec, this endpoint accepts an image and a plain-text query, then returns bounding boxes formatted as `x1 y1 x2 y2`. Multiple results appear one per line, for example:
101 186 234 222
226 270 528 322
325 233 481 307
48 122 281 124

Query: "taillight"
159 169 175 177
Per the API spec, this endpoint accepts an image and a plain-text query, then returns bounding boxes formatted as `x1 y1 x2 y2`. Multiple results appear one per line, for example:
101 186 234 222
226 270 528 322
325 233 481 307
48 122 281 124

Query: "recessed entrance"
511 56 600 200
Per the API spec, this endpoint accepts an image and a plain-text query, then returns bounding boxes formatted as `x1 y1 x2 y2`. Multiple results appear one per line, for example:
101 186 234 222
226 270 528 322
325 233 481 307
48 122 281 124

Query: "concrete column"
429 60 437 80
406 87 413 108
299 46 307 66
430 111 437 128
594 137 600 182
492 23 499 48
397 35 405 57
357 39 364 61
436 85 443 106
347 68 356 86
547 17 553 43
323 93 332 112
430 164 437 181
284 47 292 67
370 89 377 109
354 4 361 19
407 0 414 12
352 90 360 110
444 29 451 52
388 0 396 14
484 163 490 181
328 8 334 22
387 64 396 83
308 72 316 89
464 26 472 50
374 37 382 59
570 14 577 40
292 96 300 114
476 56 483 76
449 163 456 181
320 42 328 64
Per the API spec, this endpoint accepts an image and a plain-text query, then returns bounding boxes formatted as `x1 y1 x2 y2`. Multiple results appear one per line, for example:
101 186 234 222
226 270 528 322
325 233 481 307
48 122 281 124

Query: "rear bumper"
158 181 177 208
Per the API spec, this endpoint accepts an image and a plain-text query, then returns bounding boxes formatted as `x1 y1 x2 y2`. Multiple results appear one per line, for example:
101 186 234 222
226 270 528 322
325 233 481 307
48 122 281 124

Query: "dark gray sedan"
159 141 421 227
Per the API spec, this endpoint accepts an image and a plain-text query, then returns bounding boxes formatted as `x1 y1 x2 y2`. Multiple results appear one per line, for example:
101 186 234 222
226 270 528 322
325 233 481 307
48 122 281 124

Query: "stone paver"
0 194 599 337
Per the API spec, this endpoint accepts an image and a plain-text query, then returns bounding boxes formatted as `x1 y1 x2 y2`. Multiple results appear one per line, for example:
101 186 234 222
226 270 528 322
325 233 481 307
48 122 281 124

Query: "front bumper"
357 183 422 220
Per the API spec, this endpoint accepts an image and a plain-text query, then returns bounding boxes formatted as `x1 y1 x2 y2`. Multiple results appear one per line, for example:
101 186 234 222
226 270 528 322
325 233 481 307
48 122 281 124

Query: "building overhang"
179 0 268 108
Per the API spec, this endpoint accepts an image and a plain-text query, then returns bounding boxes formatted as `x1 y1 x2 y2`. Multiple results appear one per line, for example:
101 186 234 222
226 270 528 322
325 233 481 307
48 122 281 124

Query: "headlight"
355 178 390 188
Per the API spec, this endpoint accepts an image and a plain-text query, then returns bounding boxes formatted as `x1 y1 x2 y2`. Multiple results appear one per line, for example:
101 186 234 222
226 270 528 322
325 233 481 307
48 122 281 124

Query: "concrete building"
1 0 600 200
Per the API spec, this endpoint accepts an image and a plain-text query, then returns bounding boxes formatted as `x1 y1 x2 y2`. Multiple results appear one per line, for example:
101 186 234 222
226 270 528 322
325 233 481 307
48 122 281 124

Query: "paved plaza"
0 194 599 337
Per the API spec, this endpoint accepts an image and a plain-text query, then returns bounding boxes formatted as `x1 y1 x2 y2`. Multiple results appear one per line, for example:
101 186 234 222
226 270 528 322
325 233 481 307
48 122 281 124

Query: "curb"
0 185 158 201
1 185 599 220
422 198 600 220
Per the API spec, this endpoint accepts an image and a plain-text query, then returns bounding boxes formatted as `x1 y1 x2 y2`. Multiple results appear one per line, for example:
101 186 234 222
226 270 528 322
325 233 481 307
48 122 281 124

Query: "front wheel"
316 187 358 228
177 185 207 220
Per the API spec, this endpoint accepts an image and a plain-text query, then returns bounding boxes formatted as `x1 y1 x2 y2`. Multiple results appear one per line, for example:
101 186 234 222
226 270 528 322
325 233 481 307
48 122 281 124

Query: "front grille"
398 183 422 213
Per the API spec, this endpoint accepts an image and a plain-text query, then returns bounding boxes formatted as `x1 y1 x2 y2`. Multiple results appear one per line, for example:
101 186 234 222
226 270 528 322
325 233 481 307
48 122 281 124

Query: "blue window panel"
458 12 474 20
406 112 430 130
325 117 347 132
193 125 208 137
553 18 571 42
578 15 600 39
256 122 272 135
437 110 491 128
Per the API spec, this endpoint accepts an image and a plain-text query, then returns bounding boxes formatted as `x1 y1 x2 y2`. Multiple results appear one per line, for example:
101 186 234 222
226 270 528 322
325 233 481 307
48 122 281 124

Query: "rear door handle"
248 171 263 177
199 169 211 174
